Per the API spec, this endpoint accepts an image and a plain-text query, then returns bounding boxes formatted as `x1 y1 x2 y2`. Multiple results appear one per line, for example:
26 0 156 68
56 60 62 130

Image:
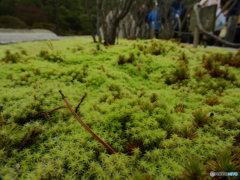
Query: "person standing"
137 6 144 28
171 0 187 31
168 0 187 39
142 4 150 39
213 0 227 45
148 6 160 38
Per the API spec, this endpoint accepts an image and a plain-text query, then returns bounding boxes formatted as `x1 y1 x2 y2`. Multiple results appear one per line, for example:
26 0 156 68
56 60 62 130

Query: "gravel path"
0 29 238 52
182 43 238 52
0 28 90 45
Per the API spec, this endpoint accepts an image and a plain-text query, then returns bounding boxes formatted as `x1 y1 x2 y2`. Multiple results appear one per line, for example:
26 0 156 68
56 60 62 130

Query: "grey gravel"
0 28 90 45
0 29 238 52
181 43 238 51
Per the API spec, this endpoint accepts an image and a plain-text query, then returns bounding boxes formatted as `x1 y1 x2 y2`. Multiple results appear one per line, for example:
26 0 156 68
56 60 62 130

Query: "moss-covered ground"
0 38 240 180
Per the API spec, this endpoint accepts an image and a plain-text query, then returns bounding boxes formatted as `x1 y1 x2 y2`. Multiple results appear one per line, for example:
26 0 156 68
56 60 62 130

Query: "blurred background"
0 0 197 36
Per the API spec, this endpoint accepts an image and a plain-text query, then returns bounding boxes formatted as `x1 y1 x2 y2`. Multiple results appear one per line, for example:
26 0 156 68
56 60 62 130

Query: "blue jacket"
148 11 159 30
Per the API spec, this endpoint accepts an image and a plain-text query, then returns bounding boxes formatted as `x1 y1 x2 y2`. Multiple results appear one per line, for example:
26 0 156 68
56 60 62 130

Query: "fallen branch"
59 90 116 154
31 105 67 126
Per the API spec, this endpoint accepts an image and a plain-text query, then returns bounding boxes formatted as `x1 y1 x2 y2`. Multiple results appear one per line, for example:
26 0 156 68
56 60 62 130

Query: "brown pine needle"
75 92 88 113
59 90 116 154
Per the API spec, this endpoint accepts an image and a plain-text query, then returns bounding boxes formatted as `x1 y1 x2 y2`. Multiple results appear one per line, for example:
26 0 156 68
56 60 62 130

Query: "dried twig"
75 92 88 114
44 112 53 126
32 105 67 126
59 90 116 154
71 170 80 178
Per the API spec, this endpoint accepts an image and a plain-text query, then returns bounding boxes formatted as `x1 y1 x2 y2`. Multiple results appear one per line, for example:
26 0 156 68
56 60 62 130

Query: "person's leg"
155 30 159 38
139 26 142 39
173 32 178 39
213 31 221 46
144 24 148 39
234 25 240 43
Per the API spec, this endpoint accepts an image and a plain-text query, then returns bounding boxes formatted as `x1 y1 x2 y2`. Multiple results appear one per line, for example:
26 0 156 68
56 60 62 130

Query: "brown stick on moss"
59 90 116 154
75 92 88 114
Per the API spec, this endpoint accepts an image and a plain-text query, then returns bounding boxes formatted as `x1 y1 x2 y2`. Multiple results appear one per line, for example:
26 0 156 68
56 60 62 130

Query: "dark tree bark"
85 0 97 42
53 2 60 35
99 1 109 45
97 0 102 43
100 0 133 45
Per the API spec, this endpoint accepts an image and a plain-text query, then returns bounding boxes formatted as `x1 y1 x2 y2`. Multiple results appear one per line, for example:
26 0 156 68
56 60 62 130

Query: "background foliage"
0 0 200 35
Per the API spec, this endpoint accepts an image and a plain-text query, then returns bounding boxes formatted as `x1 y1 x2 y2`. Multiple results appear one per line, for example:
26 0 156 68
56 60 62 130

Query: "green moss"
0 38 240 179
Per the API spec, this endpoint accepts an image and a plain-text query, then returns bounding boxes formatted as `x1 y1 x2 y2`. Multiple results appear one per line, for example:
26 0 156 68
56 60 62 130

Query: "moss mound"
0 38 240 179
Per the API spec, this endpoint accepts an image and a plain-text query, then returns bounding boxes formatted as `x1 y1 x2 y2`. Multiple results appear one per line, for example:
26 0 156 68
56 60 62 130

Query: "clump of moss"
99 93 109 102
179 52 188 63
126 52 135 63
202 56 237 81
180 157 207 180
140 101 154 113
205 148 240 175
149 44 166 56
205 96 219 106
175 104 185 113
204 51 240 70
1 50 21 63
209 62 223 77
194 67 207 78
169 38 180 45
38 41 64 62
203 56 213 71
38 49 64 62
150 93 158 103
109 83 122 99
39 50 50 59
230 55 240 67
192 110 210 128
118 54 126 65
165 62 189 85
72 45 84 53
21 49 27 56
179 124 197 139
96 43 101 51
138 45 144 51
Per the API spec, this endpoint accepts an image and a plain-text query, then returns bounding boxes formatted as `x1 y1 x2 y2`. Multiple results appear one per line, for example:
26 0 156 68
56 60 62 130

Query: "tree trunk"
53 10 60 35
122 24 127 38
97 0 102 43
107 23 117 44
100 0 133 45
91 32 97 42
85 0 97 43
99 1 109 45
